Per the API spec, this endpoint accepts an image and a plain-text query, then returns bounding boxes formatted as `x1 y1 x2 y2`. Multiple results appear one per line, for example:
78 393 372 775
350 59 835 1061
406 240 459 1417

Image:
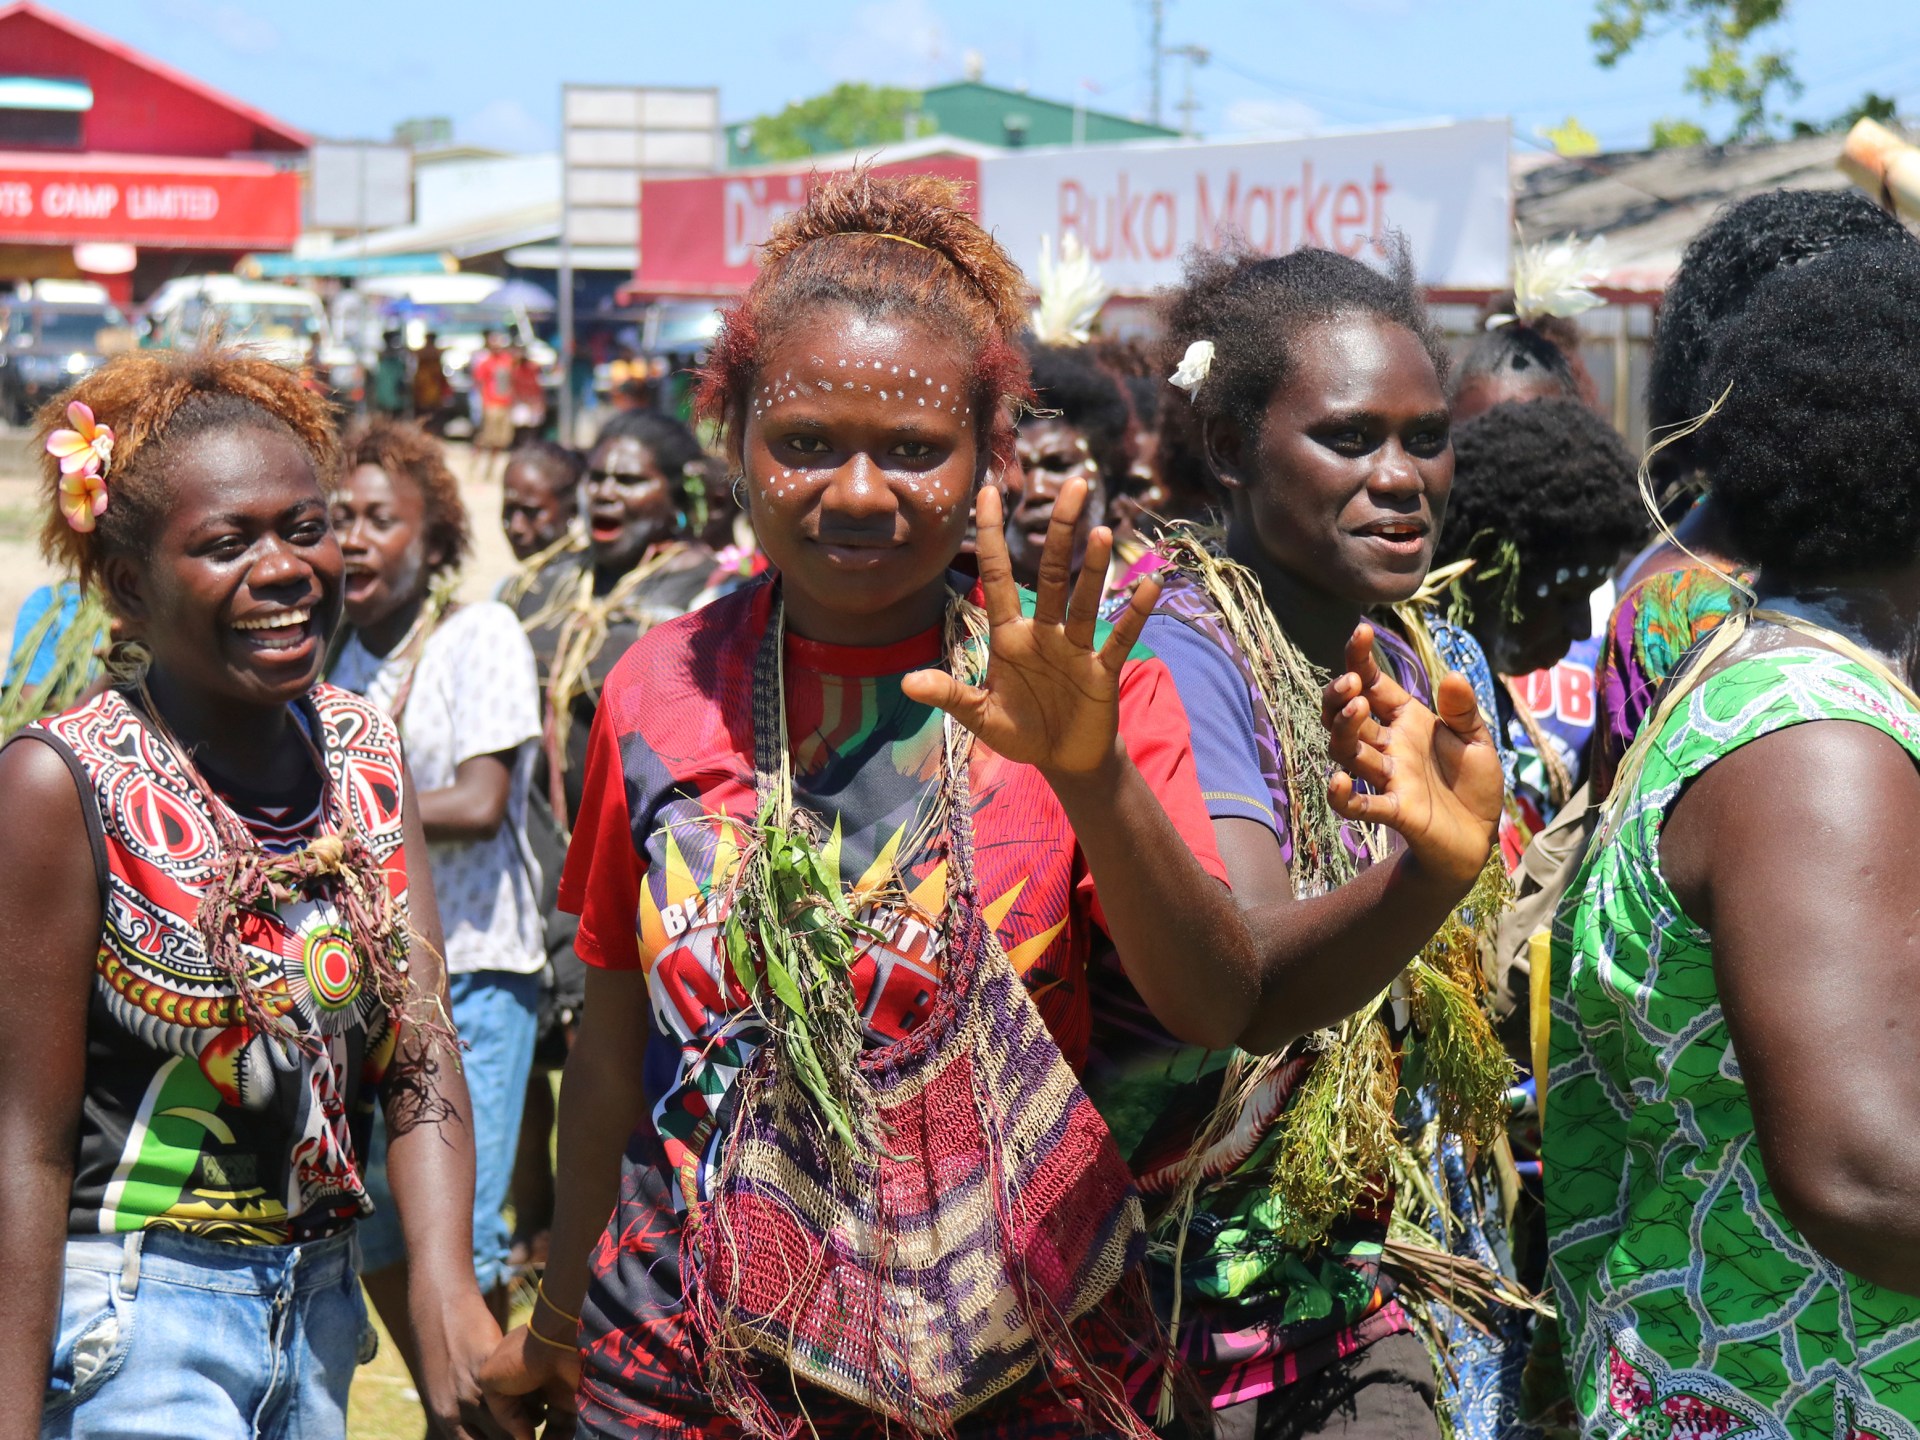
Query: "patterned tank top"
1548 645 1920 1440
18 684 409 1244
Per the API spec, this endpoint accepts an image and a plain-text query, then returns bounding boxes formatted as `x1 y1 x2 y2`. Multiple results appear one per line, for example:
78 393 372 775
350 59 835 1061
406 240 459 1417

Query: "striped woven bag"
683 598 1151 1437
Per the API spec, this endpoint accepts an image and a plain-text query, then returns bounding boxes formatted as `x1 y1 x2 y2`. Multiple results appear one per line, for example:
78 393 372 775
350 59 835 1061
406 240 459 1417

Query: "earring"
731 475 748 508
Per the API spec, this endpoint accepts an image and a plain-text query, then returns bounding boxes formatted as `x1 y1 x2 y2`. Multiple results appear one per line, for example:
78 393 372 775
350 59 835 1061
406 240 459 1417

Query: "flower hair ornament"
46 400 116 533
1169 338 1214 398
1487 231 1609 330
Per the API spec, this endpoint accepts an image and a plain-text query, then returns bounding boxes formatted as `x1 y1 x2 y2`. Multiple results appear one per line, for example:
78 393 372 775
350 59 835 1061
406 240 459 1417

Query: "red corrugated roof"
0 1 310 151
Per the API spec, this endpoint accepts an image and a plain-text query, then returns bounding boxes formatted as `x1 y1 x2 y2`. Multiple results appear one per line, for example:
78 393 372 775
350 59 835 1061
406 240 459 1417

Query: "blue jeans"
41 1227 366 1440
358 969 540 1291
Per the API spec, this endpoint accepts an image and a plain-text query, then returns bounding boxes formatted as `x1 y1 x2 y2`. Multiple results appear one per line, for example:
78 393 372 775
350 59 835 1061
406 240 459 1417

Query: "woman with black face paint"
509 410 733 833
0 353 524 1440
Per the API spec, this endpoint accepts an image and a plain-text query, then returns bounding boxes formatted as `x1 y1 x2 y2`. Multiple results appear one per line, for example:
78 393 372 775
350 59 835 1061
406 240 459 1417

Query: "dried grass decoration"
1150 527 1514 1248
685 591 1152 1438
135 678 457 1063
717 596 985 1157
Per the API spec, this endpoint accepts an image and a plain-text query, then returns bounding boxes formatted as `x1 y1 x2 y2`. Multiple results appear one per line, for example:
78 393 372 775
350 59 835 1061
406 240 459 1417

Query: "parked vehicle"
353 274 558 403
142 275 362 399
0 281 133 425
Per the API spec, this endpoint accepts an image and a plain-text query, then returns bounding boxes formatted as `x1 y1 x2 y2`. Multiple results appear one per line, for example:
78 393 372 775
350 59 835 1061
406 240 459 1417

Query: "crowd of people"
3 167 1918 1440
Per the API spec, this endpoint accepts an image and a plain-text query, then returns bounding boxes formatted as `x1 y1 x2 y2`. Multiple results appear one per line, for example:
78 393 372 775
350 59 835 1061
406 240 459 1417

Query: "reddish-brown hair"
34 349 341 591
697 169 1033 471
344 418 472 579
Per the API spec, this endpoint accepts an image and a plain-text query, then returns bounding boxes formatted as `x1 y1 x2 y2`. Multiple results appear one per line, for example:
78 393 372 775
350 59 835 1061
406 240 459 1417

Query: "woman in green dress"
1545 239 1920 1438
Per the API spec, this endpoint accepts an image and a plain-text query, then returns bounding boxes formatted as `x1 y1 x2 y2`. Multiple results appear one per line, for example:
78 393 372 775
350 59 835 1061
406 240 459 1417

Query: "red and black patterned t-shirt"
558 576 1227 1435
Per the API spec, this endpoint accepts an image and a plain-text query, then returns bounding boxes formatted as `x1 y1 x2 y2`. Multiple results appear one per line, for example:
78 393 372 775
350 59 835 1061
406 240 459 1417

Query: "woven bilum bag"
684 597 1150 1437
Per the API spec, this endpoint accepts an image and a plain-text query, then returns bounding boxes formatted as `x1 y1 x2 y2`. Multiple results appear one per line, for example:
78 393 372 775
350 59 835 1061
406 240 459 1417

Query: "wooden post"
1613 303 1631 437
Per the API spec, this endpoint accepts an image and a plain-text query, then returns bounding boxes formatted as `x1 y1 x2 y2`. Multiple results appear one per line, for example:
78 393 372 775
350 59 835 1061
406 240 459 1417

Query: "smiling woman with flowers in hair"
0 352 521 1439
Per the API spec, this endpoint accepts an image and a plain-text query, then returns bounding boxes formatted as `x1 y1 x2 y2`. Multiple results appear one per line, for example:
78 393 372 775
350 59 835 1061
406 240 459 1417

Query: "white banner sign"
979 119 1512 293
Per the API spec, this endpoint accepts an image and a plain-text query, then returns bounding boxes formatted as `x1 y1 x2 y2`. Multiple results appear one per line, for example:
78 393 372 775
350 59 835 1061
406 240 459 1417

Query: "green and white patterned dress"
1546 643 1920 1440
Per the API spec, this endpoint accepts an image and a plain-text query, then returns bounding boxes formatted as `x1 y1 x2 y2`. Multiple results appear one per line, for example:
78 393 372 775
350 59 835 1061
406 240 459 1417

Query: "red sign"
0 153 301 250
635 153 981 297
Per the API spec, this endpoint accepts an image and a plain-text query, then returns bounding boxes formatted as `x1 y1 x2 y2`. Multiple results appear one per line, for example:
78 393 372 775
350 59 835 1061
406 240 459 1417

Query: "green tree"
1790 91 1901 137
744 83 924 162
1592 0 1800 140
1651 116 1709 148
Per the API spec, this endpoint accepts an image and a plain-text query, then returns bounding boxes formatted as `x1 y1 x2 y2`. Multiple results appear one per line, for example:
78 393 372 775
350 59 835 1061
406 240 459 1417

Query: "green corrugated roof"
727 79 1175 167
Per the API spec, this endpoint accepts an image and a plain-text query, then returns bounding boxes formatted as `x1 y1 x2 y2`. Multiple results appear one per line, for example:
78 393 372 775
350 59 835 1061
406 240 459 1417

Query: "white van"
143 275 362 396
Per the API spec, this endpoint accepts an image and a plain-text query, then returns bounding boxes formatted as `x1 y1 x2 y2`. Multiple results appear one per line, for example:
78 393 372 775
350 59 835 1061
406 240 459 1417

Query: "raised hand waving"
1321 623 1504 889
901 478 1156 779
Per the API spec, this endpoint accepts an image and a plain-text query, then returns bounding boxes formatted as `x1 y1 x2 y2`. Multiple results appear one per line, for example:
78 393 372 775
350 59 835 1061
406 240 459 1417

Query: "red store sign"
635 153 982 297
0 156 301 250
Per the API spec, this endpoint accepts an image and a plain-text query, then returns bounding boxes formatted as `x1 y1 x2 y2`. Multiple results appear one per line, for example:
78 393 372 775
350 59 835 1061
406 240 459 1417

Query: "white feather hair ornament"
1030 233 1110 346
1487 232 1609 330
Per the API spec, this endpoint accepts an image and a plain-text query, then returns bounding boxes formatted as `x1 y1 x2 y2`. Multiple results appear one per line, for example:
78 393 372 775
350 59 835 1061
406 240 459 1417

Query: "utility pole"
1147 0 1165 127
1169 44 1209 139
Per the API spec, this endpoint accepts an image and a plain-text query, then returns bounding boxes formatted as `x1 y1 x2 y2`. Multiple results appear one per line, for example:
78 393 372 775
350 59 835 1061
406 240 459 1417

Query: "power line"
1147 0 1166 127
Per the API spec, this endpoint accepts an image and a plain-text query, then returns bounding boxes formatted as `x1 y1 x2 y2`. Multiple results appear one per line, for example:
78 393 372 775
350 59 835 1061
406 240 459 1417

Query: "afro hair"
1023 340 1132 483
1438 398 1646 574
1700 239 1920 579
1648 188 1913 476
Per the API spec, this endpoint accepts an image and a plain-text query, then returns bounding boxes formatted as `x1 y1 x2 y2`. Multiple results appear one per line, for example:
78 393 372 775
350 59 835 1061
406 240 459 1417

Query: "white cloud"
459 98 553 154
810 0 951 87
1222 97 1322 138
156 0 281 56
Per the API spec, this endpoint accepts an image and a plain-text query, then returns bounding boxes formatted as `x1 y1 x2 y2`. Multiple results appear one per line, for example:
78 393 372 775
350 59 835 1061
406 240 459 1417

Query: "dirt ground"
0 427 522 648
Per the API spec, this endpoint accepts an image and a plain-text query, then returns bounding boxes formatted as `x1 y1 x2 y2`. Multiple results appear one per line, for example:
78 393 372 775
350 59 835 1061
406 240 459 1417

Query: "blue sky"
40 0 1918 155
